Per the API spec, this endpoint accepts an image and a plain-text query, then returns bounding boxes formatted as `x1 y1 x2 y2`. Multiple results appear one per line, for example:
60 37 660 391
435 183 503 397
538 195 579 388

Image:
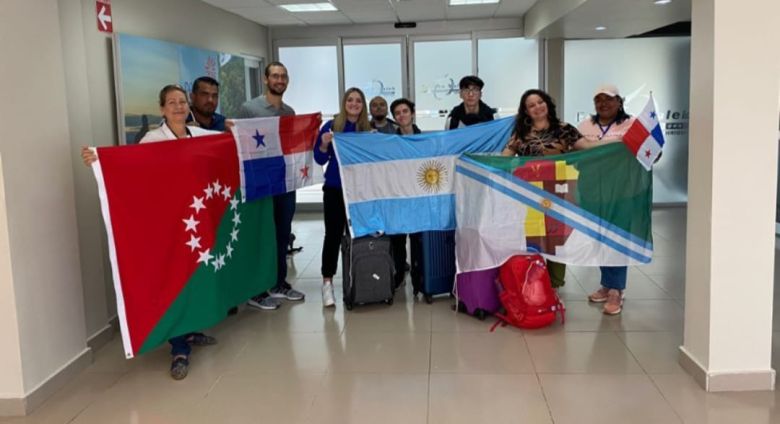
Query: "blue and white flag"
333 117 514 237
454 144 654 273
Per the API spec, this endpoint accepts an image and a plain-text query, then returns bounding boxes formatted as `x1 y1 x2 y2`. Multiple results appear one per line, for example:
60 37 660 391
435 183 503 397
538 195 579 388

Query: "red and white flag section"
622 93 666 171
230 113 322 202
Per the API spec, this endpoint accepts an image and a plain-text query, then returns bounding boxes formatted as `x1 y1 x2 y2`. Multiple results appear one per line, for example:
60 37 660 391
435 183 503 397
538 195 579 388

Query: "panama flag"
334 117 514 237
91 133 276 358
231 113 322 202
622 93 666 170
454 143 654 273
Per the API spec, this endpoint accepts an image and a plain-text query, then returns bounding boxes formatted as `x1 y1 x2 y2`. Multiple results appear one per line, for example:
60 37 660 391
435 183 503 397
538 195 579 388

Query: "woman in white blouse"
81 84 219 380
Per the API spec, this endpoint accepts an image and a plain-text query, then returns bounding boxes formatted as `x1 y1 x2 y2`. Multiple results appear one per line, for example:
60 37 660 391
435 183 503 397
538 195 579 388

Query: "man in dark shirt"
445 75 495 130
369 96 397 134
188 76 226 131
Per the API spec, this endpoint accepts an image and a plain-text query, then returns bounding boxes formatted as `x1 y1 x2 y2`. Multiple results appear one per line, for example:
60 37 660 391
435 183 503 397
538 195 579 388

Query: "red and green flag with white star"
91 133 276 358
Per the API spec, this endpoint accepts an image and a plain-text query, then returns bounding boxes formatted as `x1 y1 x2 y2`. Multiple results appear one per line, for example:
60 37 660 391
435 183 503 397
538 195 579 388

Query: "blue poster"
115 33 252 144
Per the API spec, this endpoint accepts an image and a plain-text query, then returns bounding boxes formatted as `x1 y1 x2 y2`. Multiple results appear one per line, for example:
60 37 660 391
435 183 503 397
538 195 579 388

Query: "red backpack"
491 255 565 330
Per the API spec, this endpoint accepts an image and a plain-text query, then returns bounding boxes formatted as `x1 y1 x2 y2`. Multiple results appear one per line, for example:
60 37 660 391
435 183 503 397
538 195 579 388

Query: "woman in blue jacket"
314 87 372 307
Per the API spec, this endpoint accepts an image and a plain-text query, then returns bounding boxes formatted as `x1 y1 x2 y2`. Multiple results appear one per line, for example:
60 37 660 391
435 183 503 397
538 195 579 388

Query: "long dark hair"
512 89 561 141
590 95 631 124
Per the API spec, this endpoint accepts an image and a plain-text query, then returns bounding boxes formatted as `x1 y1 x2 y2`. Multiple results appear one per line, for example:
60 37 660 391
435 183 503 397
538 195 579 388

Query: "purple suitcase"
454 268 501 320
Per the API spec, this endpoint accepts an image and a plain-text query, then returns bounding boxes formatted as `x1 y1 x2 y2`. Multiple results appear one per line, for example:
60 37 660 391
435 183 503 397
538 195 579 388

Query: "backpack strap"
555 300 566 325
489 313 509 332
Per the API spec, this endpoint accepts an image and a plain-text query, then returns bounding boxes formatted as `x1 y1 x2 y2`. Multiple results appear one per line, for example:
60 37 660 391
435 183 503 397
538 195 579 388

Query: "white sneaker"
322 282 336 308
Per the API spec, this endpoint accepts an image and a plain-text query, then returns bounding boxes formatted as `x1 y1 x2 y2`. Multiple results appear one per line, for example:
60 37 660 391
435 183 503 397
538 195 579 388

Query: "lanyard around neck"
597 119 615 140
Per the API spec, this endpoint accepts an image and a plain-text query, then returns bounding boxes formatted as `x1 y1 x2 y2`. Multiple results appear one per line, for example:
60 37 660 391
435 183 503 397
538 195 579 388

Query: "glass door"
477 37 538 118
410 37 473 131
343 38 406 105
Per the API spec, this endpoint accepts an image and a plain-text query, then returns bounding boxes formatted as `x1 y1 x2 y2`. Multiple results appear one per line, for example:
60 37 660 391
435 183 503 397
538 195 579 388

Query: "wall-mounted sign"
96 0 112 33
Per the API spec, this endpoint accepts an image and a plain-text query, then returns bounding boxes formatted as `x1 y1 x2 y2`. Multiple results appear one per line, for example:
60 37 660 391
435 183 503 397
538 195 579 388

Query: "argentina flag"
333 117 514 238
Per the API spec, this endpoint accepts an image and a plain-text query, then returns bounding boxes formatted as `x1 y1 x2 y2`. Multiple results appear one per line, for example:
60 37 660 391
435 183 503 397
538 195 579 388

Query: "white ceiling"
202 0 538 27
537 0 691 39
201 0 690 39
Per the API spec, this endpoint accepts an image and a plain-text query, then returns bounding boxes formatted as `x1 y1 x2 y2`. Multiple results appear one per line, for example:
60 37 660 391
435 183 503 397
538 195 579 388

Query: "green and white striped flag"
454 142 653 273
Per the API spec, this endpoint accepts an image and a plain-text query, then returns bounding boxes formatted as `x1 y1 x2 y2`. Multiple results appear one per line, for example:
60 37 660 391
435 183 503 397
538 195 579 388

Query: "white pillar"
0 160 26 414
681 0 780 391
543 38 565 111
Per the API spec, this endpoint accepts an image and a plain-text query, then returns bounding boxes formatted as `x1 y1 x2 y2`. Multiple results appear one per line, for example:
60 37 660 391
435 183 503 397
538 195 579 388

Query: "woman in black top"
501 89 599 289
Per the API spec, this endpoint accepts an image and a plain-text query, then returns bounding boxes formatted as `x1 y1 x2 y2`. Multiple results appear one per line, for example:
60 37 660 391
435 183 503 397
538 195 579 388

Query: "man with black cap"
445 75 495 130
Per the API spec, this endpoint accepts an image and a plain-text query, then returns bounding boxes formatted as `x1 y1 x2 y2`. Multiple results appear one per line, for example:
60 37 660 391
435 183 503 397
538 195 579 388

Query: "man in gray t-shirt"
238 62 304 310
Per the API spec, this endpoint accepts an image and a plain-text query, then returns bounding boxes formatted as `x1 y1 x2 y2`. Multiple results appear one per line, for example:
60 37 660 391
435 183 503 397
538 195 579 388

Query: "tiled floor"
4 207 780 423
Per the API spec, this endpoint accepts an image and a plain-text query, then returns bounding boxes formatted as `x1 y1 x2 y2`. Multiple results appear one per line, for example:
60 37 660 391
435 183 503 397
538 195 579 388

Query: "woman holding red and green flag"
81 84 220 380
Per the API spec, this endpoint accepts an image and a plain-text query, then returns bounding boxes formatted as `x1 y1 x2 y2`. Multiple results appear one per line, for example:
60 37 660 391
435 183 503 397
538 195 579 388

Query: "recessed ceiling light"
595 26 607 31
449 0 501 5
654 0 672 4
279 2 338 12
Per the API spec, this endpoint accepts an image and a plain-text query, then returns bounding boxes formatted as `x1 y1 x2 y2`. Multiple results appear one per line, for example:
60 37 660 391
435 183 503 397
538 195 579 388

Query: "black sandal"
187 333 217 346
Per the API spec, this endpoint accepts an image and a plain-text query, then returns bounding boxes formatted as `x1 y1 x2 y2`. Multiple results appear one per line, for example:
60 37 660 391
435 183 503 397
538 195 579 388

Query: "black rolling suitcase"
341 234 395 310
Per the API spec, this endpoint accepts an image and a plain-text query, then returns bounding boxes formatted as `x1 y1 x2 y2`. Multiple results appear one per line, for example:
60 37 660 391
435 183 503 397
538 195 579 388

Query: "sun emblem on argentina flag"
416 160 448 193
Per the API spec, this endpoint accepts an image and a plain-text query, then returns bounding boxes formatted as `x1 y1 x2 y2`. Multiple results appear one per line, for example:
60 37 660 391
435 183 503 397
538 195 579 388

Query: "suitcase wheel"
475 309 487 321
385 297 394 306
424 294 433 304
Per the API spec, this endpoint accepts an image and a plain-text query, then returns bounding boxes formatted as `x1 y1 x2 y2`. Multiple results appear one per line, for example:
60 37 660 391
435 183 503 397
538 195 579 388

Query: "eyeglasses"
460 88 482 95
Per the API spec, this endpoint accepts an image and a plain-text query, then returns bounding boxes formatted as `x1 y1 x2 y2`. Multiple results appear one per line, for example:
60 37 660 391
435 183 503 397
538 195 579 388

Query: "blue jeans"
600 266 627 290
273 191 297 289
169 333 192 357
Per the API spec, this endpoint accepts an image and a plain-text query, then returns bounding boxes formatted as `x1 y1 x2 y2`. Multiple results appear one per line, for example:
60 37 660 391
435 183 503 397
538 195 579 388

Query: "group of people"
80 62 639 380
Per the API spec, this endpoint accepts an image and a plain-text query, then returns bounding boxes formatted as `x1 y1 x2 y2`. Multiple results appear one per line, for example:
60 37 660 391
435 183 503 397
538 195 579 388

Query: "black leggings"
321 186 347 278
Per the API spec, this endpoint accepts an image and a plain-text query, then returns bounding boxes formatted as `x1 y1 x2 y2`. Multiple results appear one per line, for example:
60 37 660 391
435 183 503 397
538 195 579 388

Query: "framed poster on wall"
113 33 263 144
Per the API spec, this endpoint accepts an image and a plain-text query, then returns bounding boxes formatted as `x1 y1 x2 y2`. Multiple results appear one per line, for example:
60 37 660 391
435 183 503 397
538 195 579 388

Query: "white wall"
0 0 88 395
63 0 270 342
0 0 268 410
0 157 25 400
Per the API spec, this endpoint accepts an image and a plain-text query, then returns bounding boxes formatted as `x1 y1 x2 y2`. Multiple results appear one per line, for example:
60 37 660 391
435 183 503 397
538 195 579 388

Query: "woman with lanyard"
81 84 219 379
502 89 600 292
314 87 373 307
576 84 635 315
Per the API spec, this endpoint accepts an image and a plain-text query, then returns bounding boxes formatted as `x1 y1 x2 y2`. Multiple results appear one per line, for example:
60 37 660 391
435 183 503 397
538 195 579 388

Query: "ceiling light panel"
279 2 338 12
449 0 500 5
